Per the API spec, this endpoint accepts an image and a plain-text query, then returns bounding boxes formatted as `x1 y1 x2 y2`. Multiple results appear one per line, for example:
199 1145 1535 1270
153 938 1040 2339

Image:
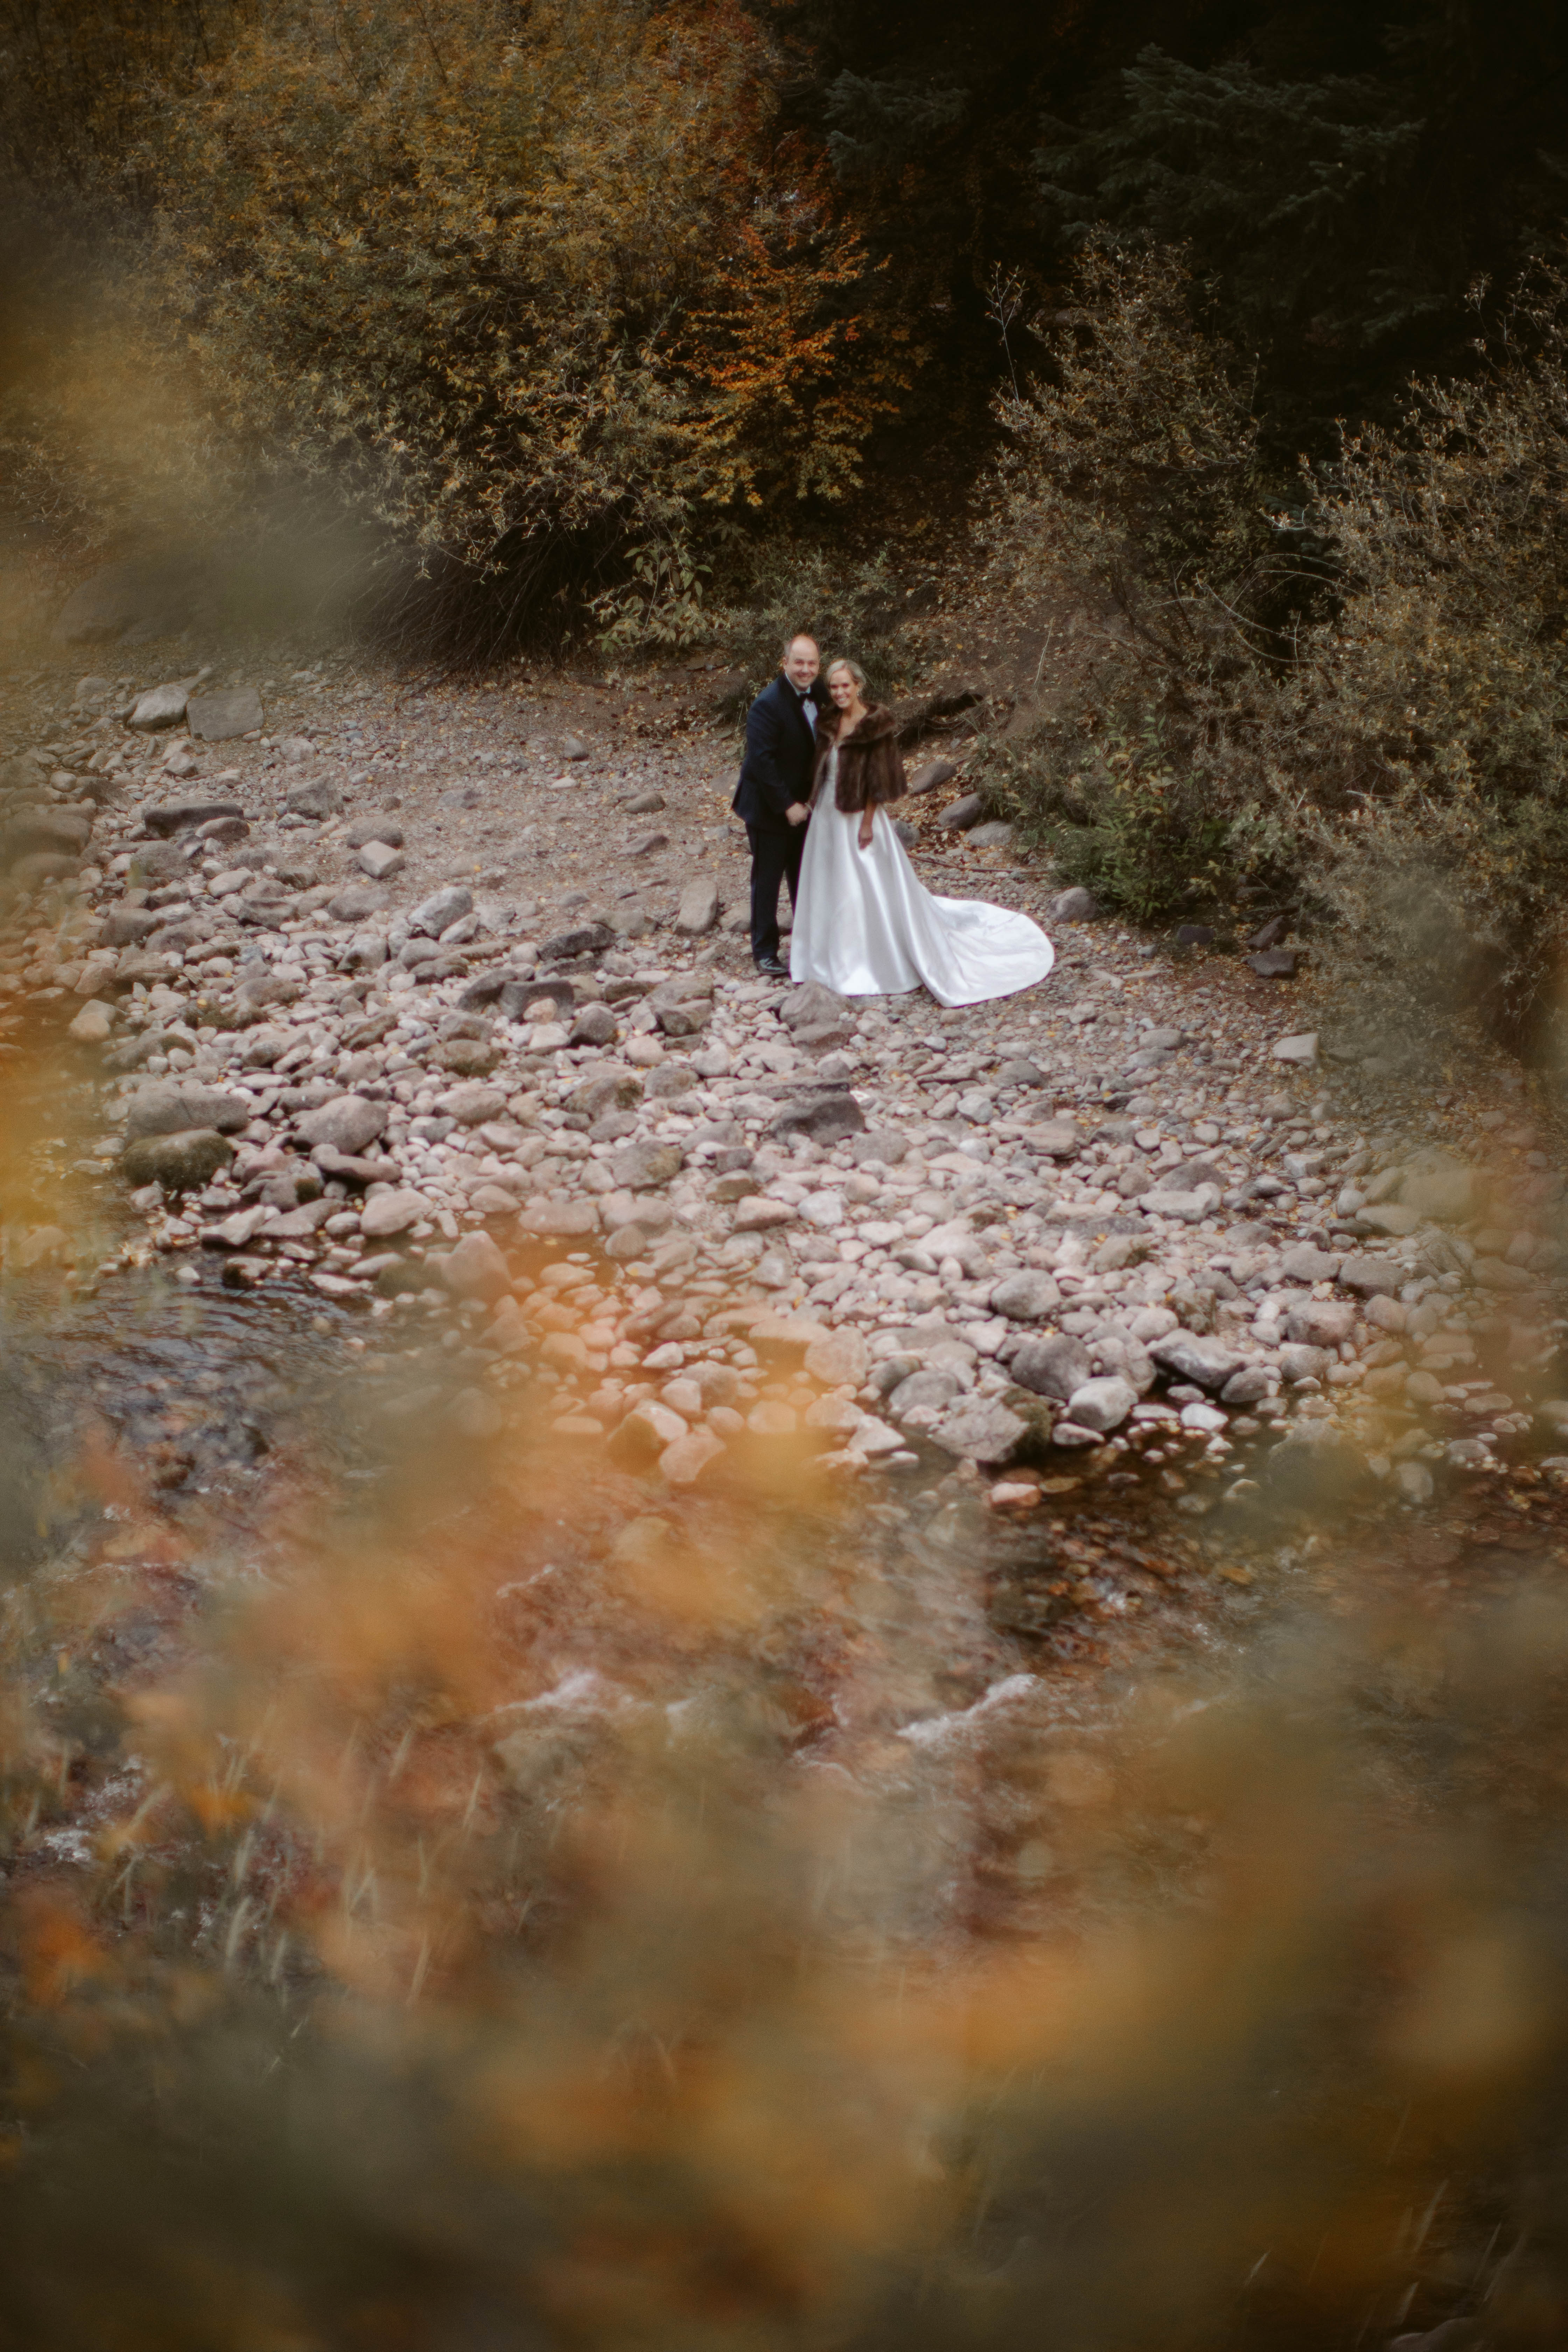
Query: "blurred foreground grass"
2 1046 1568 2351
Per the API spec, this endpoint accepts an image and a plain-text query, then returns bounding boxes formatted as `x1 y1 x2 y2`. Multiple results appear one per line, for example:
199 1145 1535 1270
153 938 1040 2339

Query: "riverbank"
4 643 1567 1539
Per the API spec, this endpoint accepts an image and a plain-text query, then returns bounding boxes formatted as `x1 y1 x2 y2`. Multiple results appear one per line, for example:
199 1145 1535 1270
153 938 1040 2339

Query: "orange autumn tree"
143 0 902 647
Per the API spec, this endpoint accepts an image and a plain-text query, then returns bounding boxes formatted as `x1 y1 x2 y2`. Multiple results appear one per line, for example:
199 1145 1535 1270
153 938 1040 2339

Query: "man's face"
783 638 820 691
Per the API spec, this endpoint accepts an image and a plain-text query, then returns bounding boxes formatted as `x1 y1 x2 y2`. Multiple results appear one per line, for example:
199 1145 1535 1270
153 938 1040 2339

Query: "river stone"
234 971 304 1022
1010 1334 1093 1402
345 813 404 849
966 820 1014 849
888 1369 961 1416
121 1128 235 1190
675 876 720 935
804 1329 869 1387
328 882 393 922
844 1129 910 1167
1220 1366 1273 1406
779 981 845 1033
989 1270 1061 1321
771 1090 866 1143
1271 1031 1319 1066
611 1140 683 1191
128 682 190 731
926 1398 1026 1465
68 1000 115 1044
411 885 473 937
295 1094 390 1154
286 776 342 819
1284 1299 1356 1348
1278 1344 1330 1383
1338 1254 1404 1296
1064 1376 1136 1434
1360 1203 1420 1238
125 1080 252 1138
358 841 405 881
438 1231 512 1303
1266 1421 1372 1503
518 1197 600 1237
359 1189 427 1240
1148 1331 1242 1391
103 907 160 946
142 797 244 838
433 1037 500 1077
2 806 93 857
1050 886 1099 923
569 1003 618 1047
1027 1120 1080 1159
1280 1244 1341 1282
1400 1153 1477 1223
936 793 983 831
436 1082 509 1126
566 1070 642 1119
541 922 615 961
187 686 262 741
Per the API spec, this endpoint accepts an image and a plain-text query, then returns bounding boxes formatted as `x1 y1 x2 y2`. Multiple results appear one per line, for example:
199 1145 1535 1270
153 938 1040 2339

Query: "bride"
789 657 1055 1006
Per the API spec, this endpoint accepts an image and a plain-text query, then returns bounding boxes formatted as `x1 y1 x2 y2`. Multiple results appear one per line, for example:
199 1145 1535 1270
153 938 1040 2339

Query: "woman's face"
827 667 859 708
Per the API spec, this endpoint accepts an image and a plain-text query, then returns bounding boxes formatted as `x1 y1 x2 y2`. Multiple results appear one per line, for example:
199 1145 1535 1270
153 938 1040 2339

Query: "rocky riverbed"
4 649 1568 1527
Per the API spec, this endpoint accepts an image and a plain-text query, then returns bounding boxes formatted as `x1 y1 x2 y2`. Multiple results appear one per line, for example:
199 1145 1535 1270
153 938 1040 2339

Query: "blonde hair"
825 656 867 692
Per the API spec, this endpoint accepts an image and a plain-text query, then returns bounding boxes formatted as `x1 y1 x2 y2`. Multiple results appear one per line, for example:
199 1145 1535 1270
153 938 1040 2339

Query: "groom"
732 632 820 978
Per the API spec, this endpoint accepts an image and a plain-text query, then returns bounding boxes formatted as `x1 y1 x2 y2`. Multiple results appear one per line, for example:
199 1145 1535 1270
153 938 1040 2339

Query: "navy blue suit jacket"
732 673 820 831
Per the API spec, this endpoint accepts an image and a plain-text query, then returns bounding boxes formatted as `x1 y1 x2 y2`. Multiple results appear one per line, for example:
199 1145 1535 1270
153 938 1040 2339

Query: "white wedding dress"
789 749 1055 1006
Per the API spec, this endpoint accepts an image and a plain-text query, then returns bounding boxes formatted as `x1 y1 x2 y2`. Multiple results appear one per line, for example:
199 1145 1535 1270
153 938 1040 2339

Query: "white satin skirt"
789 800 1055 1007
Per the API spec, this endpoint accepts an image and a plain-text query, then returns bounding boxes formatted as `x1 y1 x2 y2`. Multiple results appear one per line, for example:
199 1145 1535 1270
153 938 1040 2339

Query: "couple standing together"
731 633 1055 1008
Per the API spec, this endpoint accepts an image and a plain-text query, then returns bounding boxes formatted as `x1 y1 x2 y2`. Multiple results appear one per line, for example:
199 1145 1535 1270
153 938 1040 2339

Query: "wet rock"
122 1128 236 1190
295 1094 390 1154
439 1231 512 1303
1400 1152 1477 1223
804 1328 869 1387
125 1080 252 1138
128 682 191 731
1148 1331 1242 1391
187 686 262 740
927 1397 1027 1464
1010 1334 1093 1402
676 876 720 934
1284 1299 1356 1347
142 797 244 837
990 1269 1061 1321
1267 1421 1372 1502
1065 1376 1136 1433
67 1000 115 1044
1220 1365 1273 1406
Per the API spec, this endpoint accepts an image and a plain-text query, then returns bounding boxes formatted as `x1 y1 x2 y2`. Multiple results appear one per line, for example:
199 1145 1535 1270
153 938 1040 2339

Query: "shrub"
975 239 1568 1042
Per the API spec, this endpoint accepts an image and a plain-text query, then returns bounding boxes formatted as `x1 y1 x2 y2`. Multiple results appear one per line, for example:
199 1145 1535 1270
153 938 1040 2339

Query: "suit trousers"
746 820 805 963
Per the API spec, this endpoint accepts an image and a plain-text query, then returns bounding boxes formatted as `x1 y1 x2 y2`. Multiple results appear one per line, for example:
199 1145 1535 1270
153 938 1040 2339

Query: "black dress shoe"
754 954 789 979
